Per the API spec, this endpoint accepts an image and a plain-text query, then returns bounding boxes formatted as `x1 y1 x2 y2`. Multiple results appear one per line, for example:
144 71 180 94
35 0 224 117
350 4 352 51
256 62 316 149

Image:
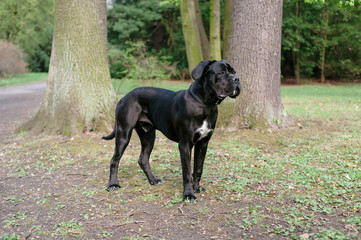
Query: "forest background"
1 0 361 83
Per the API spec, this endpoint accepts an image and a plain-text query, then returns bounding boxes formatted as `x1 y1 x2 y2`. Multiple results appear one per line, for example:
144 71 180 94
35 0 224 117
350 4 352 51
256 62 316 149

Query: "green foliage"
338 0 361 6
109 41 170 84
326 5 361 79
0 0 54 72
282 0 361 81
107 0 163 42
107 0 189 78
160 0 180 6
282 1 320 77
54 220 83 237
0 0 359 82
0 233 20 240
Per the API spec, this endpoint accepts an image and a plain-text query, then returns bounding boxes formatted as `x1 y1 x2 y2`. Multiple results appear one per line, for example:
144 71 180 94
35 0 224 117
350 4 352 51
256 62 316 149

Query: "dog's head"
191 60 241 104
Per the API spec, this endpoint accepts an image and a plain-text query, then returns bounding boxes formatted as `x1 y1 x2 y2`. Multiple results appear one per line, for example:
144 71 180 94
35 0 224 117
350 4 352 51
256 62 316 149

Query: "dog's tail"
102 98 124 140
102 126 116 140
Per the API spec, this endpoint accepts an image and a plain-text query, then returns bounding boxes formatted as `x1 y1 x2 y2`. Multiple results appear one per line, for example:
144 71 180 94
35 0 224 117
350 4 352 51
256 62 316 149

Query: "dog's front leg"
179 141 196 201
193 139 209 193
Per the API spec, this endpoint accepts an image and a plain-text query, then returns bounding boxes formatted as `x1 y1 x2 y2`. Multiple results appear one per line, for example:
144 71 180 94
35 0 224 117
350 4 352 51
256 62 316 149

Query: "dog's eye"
217 72 225 76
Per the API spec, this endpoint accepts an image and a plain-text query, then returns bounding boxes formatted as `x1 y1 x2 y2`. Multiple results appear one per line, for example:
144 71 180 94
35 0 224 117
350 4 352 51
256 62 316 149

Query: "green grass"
112 78 191 95
0 73 190 95
0 73 48 87
282 84 361 119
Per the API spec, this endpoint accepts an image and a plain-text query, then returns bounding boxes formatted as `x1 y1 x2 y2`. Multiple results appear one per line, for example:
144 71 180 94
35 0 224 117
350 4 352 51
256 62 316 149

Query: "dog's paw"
196 186 206 193
107 184 121 191
183 194 197 202
150 179 165 185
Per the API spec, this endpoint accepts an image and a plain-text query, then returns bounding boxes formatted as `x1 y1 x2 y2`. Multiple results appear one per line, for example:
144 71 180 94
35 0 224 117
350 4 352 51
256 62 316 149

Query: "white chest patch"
196 121 213 140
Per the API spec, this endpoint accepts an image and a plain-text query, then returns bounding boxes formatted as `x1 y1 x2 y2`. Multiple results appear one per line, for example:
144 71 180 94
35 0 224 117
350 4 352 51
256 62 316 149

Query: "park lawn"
0 73 48 87
112 78 191 94
0 84 360 239
0 73 190 92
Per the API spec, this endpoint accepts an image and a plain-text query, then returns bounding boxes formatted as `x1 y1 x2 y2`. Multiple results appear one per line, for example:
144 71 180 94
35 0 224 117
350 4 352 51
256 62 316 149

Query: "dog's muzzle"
229 77 241 98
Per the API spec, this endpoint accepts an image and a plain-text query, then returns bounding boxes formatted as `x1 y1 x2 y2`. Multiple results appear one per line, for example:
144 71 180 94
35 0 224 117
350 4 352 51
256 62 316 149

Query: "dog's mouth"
229 85 241 98
216 81 241 102
229 89 239 98
218 88 240 100
217 94 227 100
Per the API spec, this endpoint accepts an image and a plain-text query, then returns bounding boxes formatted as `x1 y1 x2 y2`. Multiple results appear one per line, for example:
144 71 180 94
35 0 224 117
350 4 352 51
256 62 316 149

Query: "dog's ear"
220 60 236 74
191 60 216 80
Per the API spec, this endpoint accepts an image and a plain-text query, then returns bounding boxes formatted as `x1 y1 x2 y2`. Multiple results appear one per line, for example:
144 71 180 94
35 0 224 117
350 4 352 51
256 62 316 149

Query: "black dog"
102 60 241 201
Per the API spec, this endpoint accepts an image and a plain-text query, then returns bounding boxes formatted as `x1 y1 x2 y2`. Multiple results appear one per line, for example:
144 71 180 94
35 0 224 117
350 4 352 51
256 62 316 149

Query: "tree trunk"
226 0 291 129
180 0 204 73
22 0 116 136
210 0 221 60
194 0 210 60
320 0 329 83
222 0 232 60
294 1 301 84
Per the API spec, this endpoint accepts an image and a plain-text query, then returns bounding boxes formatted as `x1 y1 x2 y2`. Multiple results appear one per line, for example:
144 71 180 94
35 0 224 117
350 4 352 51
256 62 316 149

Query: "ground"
0 83 360 239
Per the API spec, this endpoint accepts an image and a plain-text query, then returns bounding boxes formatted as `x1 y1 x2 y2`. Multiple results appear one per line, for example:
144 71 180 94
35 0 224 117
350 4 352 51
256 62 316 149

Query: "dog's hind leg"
135 124 164 185
107 125 133 191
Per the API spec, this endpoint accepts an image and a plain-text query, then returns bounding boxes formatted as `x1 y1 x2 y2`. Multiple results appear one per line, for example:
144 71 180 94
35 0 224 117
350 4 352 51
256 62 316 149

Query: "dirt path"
0 81 45 142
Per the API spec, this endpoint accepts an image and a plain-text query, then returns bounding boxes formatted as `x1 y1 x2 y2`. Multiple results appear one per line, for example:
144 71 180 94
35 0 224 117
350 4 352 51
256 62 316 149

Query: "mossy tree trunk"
23 0 116 136
222 0 232 60
180 0 203 73
210 0 221 60
225 0 292 129
194 0 210 60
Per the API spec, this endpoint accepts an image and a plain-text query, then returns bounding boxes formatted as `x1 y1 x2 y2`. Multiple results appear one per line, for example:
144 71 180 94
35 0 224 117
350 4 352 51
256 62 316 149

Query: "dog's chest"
195 121 213 141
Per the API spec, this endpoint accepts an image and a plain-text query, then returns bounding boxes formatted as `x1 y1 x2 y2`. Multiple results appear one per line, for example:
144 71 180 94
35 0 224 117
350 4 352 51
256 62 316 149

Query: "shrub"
0 41 28 77
108 41 170 84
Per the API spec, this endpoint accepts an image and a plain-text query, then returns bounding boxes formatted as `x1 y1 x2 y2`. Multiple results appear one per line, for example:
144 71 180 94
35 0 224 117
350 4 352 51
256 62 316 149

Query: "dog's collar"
189 82 207 105
189 82 224 105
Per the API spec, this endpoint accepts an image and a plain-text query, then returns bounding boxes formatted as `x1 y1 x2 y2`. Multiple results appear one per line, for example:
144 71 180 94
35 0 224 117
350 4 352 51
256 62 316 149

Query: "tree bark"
194 0 210 60
226 0 291 129
210 0 221 60
222 0 232 60
294 1 301 84
320 0 328 83
180 0 204 73
22 0 116 136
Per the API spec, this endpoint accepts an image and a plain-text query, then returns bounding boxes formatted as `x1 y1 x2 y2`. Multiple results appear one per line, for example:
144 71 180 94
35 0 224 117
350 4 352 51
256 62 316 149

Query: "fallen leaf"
299 233 310 239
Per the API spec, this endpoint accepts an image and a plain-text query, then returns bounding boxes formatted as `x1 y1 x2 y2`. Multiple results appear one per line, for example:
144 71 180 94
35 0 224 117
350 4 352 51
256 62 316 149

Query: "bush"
107 0 188 79
0 0 54 72
0 41 28 77
108 41 170 83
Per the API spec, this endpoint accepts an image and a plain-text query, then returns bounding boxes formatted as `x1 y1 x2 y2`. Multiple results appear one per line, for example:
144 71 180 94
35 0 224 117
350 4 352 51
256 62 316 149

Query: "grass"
0 73 191 94
1 83 361 239
112 78 191 95
282 84 361 120
0 73 48 87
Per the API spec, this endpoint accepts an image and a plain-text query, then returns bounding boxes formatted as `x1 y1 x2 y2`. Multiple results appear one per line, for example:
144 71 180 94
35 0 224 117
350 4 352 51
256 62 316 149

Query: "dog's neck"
189 80 221 105
189 82 207 105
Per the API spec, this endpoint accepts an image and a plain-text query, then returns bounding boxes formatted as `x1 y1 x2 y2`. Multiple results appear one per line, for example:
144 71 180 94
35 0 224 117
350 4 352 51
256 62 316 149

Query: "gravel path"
0 81 45 142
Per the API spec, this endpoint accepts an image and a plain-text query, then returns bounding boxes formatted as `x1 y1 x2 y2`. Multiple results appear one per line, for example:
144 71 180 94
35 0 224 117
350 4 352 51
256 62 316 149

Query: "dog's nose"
233 77 240 84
